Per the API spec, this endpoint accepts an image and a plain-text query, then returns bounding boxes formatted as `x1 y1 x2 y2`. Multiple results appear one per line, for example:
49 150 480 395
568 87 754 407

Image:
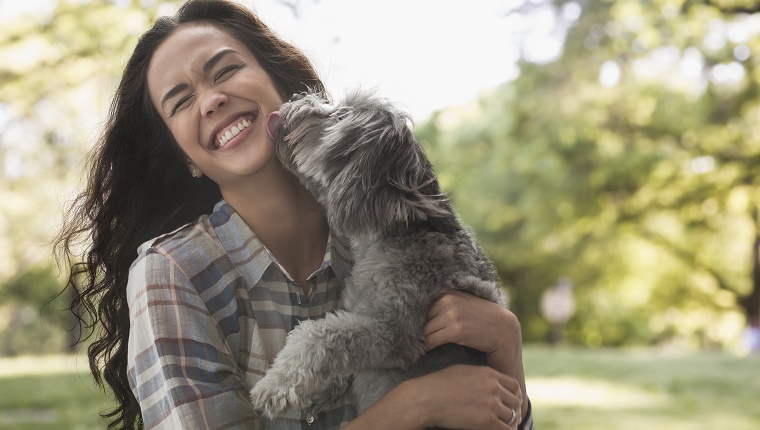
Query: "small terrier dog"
249 90 506 418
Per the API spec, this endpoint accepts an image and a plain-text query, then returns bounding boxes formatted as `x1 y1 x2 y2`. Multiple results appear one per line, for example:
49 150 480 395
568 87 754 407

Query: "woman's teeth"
218 118 252 147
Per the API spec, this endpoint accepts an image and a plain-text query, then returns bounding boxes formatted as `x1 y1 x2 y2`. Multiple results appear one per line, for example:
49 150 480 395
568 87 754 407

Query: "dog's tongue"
266 111 282 140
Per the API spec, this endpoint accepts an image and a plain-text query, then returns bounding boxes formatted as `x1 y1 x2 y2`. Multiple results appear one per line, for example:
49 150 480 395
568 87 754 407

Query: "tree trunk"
741 205 760 350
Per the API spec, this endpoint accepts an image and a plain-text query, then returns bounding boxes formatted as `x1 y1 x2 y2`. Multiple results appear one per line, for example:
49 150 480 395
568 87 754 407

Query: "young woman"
56 1 533 429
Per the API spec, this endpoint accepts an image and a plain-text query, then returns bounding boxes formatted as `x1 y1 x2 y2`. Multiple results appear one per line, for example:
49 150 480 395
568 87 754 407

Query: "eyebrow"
159 48 239 112
160 83 189 113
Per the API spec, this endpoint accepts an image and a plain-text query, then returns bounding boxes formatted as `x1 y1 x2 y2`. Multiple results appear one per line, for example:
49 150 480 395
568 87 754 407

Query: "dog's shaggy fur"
249 90 506 419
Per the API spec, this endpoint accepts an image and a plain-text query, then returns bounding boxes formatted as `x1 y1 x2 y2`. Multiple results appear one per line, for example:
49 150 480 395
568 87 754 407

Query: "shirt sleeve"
518 399 534 430
127 249 258 430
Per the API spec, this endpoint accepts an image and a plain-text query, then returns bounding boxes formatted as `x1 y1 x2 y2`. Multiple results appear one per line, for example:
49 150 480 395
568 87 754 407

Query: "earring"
191 169 199 178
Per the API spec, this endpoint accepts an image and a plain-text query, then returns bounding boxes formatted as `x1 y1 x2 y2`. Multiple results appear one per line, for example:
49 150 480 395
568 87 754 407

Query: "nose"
200 90 228 117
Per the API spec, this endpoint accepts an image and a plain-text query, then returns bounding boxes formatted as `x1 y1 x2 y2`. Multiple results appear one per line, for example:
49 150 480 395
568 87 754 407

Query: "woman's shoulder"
131 213 221 270
126 213 230 306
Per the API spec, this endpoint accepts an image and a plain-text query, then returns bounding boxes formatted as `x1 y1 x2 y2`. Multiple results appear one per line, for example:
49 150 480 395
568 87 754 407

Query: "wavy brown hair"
54 1 325 428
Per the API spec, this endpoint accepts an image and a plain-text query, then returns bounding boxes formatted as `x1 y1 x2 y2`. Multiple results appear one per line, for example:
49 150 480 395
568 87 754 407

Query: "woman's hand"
414 364 524 429
423 289 529 419
423 289 513 354
343 364 523 430
345 290 530 430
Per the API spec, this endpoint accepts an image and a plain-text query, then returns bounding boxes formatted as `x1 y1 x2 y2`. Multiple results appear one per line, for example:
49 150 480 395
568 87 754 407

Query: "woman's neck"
220 166 329 294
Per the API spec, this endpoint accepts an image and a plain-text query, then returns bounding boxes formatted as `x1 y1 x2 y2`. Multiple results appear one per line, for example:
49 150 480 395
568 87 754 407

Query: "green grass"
525 347 760 429
0 355 114 429
0 348 758 429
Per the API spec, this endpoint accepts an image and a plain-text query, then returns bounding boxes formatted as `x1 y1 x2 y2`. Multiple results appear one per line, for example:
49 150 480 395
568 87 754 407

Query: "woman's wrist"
396 379 431 429
343 379 428 430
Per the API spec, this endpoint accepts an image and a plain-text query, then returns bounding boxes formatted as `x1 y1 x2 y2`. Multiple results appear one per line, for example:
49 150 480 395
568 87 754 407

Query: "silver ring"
508 408 517 425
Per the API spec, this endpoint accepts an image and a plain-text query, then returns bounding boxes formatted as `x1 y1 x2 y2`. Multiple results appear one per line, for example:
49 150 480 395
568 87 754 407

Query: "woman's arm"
344 289 532 430
423 289 531 424
343 364 521 430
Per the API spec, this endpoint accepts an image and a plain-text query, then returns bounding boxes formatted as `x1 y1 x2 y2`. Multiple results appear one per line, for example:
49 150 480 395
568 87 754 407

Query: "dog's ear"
325 94 450 236
384 126 449 222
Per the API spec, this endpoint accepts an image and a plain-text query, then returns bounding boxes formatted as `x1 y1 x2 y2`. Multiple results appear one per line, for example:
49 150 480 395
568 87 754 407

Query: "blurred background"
0 0 759 428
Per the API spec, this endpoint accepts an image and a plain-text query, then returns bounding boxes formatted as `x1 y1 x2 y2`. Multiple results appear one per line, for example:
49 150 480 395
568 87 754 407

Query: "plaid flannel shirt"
127 200 355 429
127 199 534 430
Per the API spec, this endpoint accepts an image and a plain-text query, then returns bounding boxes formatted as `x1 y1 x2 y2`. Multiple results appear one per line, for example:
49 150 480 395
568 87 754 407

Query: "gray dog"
249 90 507 419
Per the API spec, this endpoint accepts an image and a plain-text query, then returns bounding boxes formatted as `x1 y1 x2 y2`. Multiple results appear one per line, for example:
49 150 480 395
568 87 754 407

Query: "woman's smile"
210 112 257 149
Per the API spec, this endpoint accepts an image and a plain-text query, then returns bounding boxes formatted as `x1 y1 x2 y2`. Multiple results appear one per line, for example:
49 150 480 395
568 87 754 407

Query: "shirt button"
306 413 315 425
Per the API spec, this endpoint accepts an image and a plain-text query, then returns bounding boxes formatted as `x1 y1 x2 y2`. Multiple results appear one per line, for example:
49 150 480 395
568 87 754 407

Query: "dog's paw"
249 374 304 418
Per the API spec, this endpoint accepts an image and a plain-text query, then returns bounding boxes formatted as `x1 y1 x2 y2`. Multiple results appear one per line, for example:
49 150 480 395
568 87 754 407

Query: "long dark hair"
54 1 325 428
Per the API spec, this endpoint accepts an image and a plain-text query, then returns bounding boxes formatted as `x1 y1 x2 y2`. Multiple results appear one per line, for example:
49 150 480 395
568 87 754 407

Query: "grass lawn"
524 346 760 429
0 355 113 430
0 347 758 429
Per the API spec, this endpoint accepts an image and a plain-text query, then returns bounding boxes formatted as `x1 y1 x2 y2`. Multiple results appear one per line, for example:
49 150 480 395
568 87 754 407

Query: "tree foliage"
0 0 182 355
2 0 758 353
419 0 760 348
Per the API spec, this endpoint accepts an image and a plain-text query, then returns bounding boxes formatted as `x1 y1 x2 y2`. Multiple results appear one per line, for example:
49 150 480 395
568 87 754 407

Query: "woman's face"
147 23 285 188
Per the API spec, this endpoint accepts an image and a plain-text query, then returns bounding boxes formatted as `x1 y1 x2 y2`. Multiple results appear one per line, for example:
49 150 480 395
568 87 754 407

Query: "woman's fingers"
415 365 524 430
423 289 515 353
498 381 523 429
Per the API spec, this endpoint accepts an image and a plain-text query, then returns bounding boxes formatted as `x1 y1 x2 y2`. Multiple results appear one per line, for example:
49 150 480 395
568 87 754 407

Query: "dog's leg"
249 309 422 418
452 275 507 307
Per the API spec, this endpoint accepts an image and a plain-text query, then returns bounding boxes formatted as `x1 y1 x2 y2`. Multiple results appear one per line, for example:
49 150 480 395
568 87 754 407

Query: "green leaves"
420 0 759 348
0 0 183 354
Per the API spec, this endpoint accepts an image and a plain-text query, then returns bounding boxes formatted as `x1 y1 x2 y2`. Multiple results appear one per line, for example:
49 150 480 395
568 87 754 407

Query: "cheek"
248 74 285 105
169 119 201 154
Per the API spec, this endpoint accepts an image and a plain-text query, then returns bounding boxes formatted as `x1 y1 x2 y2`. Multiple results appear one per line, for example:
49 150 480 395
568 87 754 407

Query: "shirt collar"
209 199 336 286
209 200 274 287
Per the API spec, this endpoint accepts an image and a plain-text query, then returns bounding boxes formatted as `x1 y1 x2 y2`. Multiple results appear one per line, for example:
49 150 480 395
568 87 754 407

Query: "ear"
185 159 203 179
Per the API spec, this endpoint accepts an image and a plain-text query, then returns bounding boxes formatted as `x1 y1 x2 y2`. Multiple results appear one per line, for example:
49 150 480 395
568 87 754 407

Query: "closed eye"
214 64 242 82
170 94 195 116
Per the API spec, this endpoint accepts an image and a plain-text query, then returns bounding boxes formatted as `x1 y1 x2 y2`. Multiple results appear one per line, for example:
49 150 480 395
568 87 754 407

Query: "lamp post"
540 278 576 345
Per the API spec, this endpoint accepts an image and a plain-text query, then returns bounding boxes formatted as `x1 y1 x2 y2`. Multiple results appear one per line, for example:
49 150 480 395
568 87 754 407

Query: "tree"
419 0 759 348
0 0 183 354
